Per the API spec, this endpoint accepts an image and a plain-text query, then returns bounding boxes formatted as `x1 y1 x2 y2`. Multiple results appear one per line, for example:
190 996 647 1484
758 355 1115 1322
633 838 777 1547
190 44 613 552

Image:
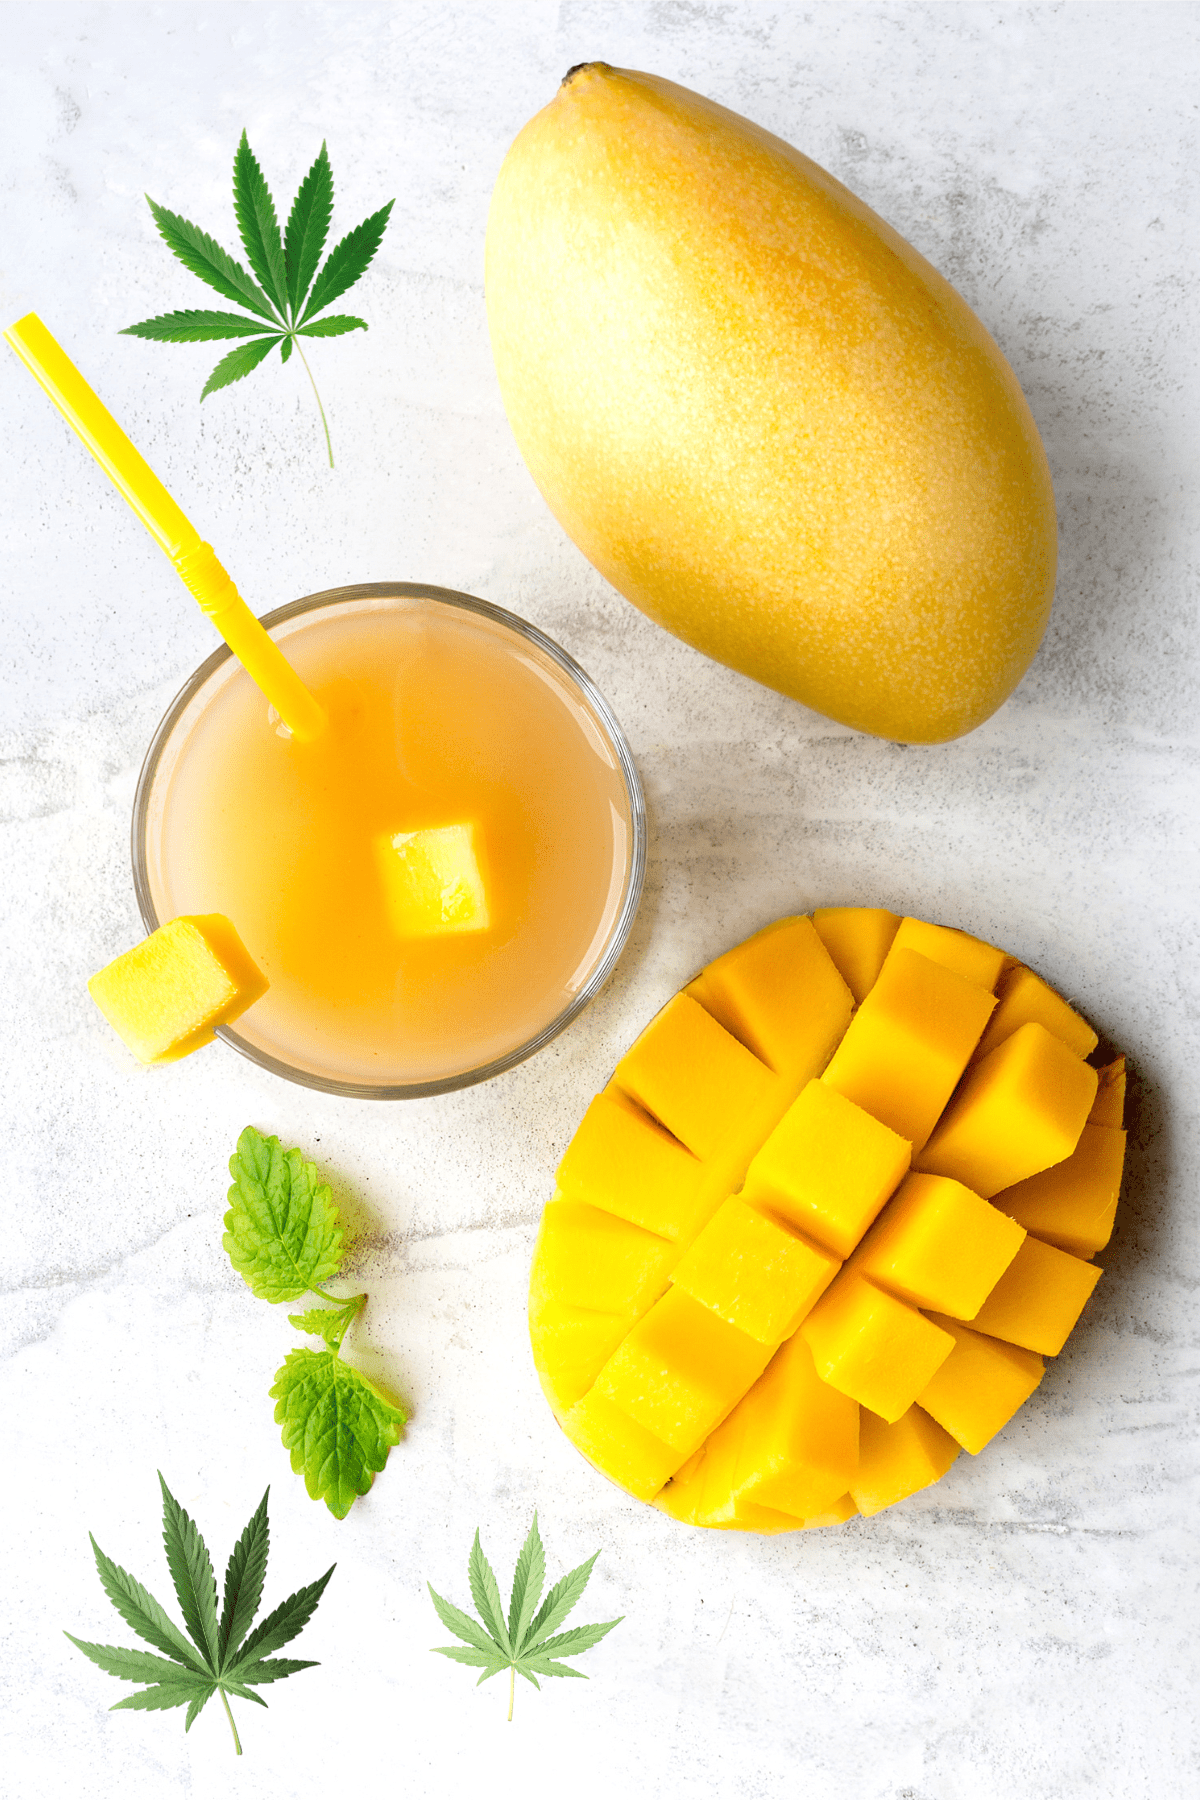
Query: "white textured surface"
2 4 1197 1796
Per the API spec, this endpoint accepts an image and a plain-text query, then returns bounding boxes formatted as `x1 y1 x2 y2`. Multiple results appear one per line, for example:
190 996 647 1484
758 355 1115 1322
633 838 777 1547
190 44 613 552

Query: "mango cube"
801 1493 859 1529
556 1088 707 1242
821 949 996 1151
685 914 852 1076
918 1022 1099 1198
375 823 489 936
851 1172 1025 1319
527 1198 675 1320
670 1194 840 1342
917 1315 1044 1454
972 964 1099 1064
1089 1056 1127 1128
812 906 900 1004
614 992 775 1161
594 1286 773 1456
889 916 1006 993
744 1079 911 1259
562 1389 680 1500
87 914 267 1064
993 1123 1125 1259
969 1235 1102 1355
800 1273 955 1422
849 1406 960 1517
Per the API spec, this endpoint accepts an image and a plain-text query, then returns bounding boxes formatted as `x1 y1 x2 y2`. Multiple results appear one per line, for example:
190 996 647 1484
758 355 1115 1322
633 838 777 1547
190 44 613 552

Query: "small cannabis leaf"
223 1126 407 1518
65 1476 333 1755
428 1515 622 1721
122 132 392 465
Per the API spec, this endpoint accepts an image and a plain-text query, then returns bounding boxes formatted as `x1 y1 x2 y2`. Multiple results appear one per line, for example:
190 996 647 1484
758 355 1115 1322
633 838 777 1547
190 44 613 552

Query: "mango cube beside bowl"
88 914 267 1063
529 909 1120 1530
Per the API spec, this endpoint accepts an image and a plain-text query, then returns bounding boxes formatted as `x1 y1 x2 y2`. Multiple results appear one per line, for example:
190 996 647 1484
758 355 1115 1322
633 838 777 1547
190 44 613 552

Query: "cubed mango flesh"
684 914 852 1076
993 1123 1125 1259
811 906 900 1005
821 949 996 1151
614 992 776 1160
593 1285 774 1457
969 1235 1102 1356
744 1079 911 1260
670 1194 840 1343
918 1022 1099 1198
849 1406 961 1517
971 963 1099 1064
800 1273 955 1423
889 917 1006 993
87 914 267 1064
1089 1056 1126 1128
531 910 1122 1530
917 1315 1045 1454
556 1089 707 1242
376 822 489 935
850 1172 1026 1319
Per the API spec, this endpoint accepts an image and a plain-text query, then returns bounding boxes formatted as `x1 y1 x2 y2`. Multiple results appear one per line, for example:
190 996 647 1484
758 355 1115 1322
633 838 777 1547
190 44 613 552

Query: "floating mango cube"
850 1171 1025 1319
744 1079 911 1260
800 1272 955 1423
969 1235 1103 1356
87 914 267 1064
972 963 1099 1064
993 1123 1125 1259
614 992 776 1161
593 1285 773 1456
530 911 1124 1529
375 822 489 936
918 1021 1099 1199
556 1088 707 1242
849 1406 961 1517
684 914 852 1076
889 916 1006 993
821 948 996 1151
812 906 900 1004
917 1315 1045 1454
670 1194 839 1342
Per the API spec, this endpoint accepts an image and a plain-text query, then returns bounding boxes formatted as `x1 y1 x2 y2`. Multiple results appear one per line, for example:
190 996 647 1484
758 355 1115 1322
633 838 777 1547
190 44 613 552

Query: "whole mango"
485 65 1057 743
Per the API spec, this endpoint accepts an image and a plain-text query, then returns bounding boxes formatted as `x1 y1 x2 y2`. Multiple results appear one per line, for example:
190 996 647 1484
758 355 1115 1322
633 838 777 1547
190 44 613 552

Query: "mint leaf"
288 1295 365 1352
224 1126 344 1303
121 308 281 342
270 1348 406 1520
232 131 288 313
67 1479 330 1754
428 1519 623 1719
299 201 393 323
285 142 334 313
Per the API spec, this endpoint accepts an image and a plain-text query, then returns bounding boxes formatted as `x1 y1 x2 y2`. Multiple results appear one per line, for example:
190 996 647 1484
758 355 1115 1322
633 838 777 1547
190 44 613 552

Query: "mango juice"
138 589 640 1090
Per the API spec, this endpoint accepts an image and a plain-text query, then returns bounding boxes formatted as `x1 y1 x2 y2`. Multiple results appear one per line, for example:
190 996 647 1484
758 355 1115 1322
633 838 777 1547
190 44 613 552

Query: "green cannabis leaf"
428 1515 623 1721
224 1126 407 1518
122 132 392 465
65 1475 333 1755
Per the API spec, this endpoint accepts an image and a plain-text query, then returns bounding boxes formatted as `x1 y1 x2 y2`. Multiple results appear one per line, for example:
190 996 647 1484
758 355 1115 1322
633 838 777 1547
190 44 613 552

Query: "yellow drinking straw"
4 312 325 742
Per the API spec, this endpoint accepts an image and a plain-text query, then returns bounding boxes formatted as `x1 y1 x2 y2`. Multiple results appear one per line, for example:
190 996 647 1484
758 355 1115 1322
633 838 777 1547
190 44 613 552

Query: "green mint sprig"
65 1475 333 1755
224 1126 407 1519
428 1515 623 1721
122 132 392 466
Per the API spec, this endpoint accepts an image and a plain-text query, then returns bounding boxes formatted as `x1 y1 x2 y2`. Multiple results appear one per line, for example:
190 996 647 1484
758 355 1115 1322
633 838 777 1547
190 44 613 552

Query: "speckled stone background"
2 4 1197 1797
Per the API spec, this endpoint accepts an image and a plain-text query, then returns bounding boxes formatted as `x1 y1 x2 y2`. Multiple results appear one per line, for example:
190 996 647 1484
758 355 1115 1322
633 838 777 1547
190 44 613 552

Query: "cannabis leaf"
122 132 392 465
66 1476 333 1755
428 1515 622 1721
223 1126 407 1518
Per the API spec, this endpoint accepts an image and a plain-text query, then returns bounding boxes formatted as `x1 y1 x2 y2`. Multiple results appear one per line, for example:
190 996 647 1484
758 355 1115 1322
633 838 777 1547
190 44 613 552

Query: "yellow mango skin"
486 65 1057 744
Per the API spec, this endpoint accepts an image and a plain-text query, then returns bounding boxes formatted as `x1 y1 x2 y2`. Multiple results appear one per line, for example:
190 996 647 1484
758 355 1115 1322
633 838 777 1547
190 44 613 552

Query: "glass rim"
131 580 646 1099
